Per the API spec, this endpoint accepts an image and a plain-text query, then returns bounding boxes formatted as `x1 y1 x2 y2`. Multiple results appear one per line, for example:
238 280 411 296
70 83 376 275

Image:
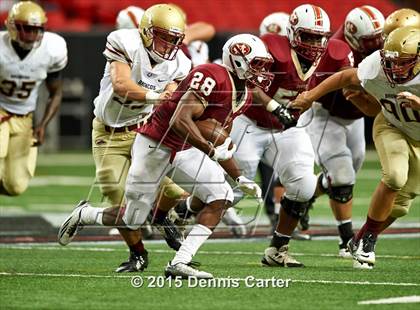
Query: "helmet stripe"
312 5 323 27
360 6 381 30
126 10 139 28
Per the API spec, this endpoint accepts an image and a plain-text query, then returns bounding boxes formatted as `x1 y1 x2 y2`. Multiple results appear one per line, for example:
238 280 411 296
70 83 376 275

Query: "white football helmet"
259 12 289 36
222 34 274 91
344 6 385 55
287 4 331 62
116 6 144 29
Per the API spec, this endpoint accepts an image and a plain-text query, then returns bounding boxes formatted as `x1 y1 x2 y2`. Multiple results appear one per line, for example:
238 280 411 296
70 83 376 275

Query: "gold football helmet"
383 8 420 37
5 1 47 50
140 4 185 62
381 26 420 84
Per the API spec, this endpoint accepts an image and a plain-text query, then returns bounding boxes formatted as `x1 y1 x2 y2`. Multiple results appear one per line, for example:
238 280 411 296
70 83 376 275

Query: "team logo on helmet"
267 23 281 34
345 21 358 34
290 13 299 26
229 43 252 56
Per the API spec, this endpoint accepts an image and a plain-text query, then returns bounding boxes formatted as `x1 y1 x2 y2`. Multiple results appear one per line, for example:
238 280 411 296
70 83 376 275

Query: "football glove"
210 138 237 161
272 106 300 130
236 175 262 199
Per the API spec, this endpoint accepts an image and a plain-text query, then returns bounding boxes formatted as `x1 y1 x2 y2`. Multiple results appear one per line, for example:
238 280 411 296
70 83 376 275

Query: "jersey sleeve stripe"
105 46 132 65
106 42 133 64
48 56 68 72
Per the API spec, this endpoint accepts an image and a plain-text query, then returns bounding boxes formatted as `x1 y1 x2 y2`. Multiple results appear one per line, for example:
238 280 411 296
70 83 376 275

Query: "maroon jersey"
245 35 353 129
314 25 364 119
138 63 252 151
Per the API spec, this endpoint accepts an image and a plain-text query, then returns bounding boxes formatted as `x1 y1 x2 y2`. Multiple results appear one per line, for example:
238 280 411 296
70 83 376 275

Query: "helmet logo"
229 43 252 56
290 13 299 26
346 21 358 34
267 23 281 34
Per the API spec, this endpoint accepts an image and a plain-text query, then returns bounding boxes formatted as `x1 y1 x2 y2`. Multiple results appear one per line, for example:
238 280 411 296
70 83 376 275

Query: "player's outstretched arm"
110 61 171 104
291 68 360 112
33 72 63 146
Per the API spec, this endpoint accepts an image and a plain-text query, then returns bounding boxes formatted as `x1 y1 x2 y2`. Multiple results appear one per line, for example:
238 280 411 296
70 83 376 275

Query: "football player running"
0 1 67 196
229 4 356 267
291 26 420 269
304 6 384 258
58 4 191 272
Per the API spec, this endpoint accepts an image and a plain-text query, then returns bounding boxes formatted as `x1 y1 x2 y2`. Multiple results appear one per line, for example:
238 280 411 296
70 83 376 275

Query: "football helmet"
344 6 385 55
381 26 420 85
287 4 331 62
222 34 274 91
116 6 145 29
259 12 290 36
383 8 420 38
5 1 47 50
140 4 185 62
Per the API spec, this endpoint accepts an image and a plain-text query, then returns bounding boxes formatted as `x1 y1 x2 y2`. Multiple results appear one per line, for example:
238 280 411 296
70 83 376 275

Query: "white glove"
236 175 262 199
210 137 237 161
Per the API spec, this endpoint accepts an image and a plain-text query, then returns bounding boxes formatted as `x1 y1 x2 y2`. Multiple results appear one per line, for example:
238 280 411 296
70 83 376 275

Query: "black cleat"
148 213 184 251
115 250 148 273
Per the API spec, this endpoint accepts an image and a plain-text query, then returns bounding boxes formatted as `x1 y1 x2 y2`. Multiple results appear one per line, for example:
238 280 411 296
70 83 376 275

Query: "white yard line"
0 272 419 287
2 244 420 260
358 296 420 305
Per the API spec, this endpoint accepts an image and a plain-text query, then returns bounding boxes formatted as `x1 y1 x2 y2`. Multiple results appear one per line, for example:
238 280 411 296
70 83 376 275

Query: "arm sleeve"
357 50 381 87
103 30 133 66
47 34 68 73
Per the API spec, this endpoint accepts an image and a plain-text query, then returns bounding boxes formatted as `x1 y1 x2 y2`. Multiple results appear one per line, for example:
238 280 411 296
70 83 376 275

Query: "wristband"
145 91 160 105
266 99 280 112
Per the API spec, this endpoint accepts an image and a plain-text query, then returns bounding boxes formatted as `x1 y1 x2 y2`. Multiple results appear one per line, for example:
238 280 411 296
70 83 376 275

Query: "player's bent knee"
283 174 317 202
281 197 310 219
3 181 28 196
328 185 354 203
382 170 408 191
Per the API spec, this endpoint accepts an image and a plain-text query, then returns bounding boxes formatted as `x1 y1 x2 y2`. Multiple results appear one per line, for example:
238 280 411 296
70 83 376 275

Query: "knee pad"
281 197 310 220
328 185 354 203
382 169 408 191
3 181 28 196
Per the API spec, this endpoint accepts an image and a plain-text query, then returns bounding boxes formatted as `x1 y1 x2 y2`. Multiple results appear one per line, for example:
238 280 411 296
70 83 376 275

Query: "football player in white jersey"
58 4 191 273
292 26 420 269
0 1 67 196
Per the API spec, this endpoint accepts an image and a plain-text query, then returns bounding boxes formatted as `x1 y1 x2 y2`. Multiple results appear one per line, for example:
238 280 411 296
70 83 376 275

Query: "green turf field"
1 239 420 309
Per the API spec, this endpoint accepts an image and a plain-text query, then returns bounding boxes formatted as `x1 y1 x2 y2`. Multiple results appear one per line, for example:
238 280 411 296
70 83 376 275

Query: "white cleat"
338 247 353 259
261 245 304 267
58 200 88 246
348 234 376 269
222 208 247 237
164 262 213 279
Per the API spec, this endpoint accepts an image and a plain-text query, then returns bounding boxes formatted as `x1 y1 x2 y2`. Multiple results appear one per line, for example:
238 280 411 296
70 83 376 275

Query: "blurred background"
0 0 418 151
0 0 419 242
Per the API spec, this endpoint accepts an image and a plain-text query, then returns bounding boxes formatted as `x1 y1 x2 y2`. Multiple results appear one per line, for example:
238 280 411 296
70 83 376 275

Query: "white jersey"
93 29 191 127
0 31 67 115
188 40 209 67
357 50 420 141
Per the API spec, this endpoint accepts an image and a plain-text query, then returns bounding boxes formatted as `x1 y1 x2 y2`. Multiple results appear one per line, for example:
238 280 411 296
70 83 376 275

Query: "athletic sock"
171 224 212 265
129 240 146 256
80 204 103 225
356 216 384 241
270 231 291 249
337 219 354 246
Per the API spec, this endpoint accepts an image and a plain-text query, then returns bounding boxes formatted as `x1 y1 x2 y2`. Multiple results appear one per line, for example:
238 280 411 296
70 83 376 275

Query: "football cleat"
164 262 213 279
347 234 376 269
148 213 184 251
261 245 304 267
115 250 149 273
338 242 352 259
58 200 88 246
221 208 247 237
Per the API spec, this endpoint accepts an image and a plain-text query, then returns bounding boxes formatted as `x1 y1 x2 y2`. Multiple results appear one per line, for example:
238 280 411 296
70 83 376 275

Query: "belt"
104 123 140 133
0 111 31 123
